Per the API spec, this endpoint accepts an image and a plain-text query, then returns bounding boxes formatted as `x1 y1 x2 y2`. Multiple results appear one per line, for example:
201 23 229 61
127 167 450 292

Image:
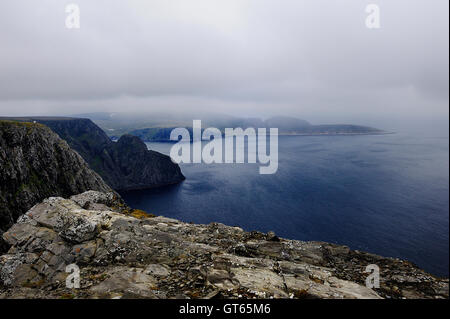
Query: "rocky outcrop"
0 121 114 249
0 191 447 299
107 134 185 191
0 117 185 191
29 117 184 191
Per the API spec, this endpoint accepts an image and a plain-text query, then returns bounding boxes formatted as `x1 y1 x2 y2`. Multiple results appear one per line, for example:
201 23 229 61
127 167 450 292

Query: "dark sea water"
121 133 449 277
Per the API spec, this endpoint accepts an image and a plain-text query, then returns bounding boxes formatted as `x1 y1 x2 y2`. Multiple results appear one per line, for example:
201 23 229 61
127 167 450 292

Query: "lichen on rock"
0 120 115 249
0 191 447 299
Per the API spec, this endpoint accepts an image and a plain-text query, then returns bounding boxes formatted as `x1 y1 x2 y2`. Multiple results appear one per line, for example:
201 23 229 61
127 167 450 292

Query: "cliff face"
27 118 185 191
0 121 114 245
111 134 186 190
0 191 447 299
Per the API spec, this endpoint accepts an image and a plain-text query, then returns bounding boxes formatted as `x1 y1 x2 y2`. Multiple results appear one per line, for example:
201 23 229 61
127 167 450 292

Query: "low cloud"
0 0 448 128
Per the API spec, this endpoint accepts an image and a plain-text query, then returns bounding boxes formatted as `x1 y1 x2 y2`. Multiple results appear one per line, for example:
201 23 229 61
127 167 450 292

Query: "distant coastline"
112 131 394 143
75 112 386 142
276 131 394 136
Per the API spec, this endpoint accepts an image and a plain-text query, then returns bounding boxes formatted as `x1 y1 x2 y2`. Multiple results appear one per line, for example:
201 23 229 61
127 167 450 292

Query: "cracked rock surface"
0 191 448 299
0 120 114 251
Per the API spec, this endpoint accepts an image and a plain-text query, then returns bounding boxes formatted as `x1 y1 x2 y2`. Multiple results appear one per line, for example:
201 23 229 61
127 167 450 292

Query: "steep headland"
0 120 114 250
0 117 185 191
0 191 447 299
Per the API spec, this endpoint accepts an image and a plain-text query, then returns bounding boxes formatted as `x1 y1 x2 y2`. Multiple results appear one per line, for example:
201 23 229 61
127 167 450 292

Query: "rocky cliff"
0 121 114 251
0 191 447 299
0 117 185 191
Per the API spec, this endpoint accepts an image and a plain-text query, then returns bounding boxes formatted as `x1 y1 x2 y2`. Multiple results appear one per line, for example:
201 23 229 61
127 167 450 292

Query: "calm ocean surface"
121 133 449 277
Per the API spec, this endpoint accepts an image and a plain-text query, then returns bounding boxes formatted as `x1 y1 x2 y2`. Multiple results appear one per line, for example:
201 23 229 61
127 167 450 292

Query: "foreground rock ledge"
0 191 448 299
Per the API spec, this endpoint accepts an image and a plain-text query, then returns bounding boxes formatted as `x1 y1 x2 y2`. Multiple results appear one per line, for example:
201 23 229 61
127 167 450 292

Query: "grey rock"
266 231 280 242
145 264 171 277
0 120 114 244
89 266 158 298
0 191 448 299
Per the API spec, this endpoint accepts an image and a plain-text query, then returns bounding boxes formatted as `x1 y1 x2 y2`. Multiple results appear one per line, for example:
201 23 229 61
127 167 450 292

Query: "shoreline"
114 131 395 143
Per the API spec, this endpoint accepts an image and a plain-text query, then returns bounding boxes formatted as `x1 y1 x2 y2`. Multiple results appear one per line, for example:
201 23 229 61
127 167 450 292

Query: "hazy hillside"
73 112 384 141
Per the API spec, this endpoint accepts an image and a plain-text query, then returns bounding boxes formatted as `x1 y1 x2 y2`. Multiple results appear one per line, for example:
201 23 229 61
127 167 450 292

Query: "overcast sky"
0 0 448 130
